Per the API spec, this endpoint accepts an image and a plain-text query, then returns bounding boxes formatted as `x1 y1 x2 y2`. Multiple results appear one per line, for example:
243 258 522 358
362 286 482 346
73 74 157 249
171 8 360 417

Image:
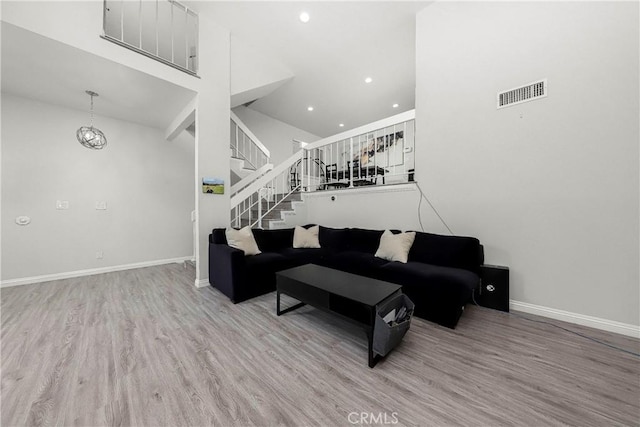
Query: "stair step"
285 191 302 201
258 193 301 203
247 211 291 221
256 200 294 209
241 207 292 218
234 217 286 229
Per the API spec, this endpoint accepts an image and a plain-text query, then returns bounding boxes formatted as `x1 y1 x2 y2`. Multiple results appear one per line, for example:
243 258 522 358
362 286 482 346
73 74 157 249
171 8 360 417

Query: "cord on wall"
415 182 454 235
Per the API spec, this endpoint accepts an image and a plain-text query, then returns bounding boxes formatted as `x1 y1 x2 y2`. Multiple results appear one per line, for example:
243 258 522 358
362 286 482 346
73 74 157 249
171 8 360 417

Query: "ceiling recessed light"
339 123 344 127
392 103 399 108
307 106 314 111
364 77 373 83
299 12 310 23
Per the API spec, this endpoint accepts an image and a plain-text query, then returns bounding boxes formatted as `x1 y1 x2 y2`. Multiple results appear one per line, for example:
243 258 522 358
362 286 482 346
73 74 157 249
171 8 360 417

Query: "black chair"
347 160 361 178
325 163 337 180
325 163 349 189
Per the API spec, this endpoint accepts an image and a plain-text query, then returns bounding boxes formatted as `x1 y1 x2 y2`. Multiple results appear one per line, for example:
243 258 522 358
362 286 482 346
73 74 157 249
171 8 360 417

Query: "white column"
194 17 231 288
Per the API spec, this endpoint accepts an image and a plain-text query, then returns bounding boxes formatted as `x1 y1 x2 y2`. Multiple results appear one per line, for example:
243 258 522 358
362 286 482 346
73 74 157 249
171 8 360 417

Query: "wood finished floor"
1 263 639 427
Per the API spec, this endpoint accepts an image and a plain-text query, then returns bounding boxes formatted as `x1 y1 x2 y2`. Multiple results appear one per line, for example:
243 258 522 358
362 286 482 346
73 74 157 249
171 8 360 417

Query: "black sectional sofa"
209 226 484 328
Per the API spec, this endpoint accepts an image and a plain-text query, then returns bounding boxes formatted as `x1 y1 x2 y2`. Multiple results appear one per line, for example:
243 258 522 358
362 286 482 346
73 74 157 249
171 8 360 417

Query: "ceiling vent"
497 79 547 109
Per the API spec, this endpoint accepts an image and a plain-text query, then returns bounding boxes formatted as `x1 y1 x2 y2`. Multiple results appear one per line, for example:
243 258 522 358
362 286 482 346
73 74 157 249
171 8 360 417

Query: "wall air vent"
497 79 547 109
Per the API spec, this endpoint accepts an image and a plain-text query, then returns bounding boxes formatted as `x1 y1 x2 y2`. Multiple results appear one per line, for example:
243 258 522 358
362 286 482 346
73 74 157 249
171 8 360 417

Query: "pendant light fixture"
76 90 107 150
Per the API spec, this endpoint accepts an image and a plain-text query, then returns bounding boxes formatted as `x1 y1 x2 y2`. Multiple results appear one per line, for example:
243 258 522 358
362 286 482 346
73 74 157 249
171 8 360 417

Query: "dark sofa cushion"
408 232 482 273
245 252 291 278
278 248 326 266
324 251 389 277
318 226 350 252
347 228 385 254
253 228 294 252
380 261 479 293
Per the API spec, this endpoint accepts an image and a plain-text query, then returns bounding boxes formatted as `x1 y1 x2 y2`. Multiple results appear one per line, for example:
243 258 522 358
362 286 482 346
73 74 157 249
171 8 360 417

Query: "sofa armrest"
209 242 245 302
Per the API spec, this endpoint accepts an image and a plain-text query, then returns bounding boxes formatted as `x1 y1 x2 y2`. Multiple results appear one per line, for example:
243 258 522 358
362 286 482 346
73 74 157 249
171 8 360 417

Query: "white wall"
1 94 194 281
232 105 320 165
303 185 424 231
230 36 294 107
416 2 639 326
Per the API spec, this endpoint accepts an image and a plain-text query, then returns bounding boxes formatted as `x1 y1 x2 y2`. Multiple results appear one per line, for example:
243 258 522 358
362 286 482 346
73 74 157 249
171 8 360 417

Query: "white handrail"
229 163 274 196
231 150 302 207
230 110 271 158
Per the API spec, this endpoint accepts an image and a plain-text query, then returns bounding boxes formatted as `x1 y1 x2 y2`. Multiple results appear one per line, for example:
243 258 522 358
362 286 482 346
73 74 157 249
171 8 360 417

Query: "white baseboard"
0 256 193 288
510 300 640 339
194 278 210 288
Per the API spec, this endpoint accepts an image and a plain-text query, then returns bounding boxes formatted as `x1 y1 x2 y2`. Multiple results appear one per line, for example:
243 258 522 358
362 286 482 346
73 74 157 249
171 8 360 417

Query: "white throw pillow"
375 230 416 263
225 226 261 256
293 225 321 249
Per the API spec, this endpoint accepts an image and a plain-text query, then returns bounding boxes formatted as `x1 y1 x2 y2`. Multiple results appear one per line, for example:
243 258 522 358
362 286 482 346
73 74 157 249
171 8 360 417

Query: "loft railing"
102 0 198 75
230 111 271 171
229 110 415 229
297 110 415 191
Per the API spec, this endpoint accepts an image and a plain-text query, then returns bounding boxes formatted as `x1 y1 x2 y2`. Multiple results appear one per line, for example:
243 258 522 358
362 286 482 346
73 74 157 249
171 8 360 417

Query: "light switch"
56 200 69 210
95 201 107 210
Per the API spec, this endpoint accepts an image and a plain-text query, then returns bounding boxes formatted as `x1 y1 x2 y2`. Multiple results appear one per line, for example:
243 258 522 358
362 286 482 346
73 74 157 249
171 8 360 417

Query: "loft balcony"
102 0 198 76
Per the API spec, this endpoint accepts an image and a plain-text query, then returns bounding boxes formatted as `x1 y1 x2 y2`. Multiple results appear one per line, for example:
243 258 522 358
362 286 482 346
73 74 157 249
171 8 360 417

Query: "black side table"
476 264 509 312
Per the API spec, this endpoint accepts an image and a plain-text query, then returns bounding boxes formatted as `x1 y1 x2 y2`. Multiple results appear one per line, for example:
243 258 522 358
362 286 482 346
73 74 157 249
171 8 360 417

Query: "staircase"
229 111 302 229
236 191 303 229
230 112 274 197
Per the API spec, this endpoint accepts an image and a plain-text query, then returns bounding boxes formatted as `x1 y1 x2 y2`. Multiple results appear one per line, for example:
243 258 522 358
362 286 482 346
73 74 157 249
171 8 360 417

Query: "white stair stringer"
230 157 255 179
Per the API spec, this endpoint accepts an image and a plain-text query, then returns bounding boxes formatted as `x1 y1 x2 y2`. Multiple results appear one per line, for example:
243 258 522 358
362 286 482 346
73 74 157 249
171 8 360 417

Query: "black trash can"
373 294 414 357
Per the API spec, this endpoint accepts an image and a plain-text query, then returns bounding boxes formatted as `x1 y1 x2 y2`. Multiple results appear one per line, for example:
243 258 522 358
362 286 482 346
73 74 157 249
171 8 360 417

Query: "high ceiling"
1 22 196 130
1 2 430 137
188 1 430 137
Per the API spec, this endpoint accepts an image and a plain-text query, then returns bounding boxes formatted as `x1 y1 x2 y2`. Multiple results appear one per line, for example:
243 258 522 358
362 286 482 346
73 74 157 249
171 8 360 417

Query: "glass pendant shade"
77 90 107 150
77 126 107 150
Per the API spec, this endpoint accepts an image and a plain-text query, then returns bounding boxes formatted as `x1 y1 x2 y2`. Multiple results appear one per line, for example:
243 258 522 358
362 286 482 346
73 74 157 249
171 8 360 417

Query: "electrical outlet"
96 251 103 259
95 201 107 210
56 200 69 210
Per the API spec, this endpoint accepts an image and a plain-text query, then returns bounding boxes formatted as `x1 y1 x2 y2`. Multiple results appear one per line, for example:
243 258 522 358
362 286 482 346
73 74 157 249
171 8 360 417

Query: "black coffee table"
276 264 402 368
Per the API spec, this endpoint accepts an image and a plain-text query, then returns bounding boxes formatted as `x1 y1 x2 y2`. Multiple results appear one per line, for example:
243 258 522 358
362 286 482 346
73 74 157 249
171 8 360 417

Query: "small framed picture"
202 178 224 194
